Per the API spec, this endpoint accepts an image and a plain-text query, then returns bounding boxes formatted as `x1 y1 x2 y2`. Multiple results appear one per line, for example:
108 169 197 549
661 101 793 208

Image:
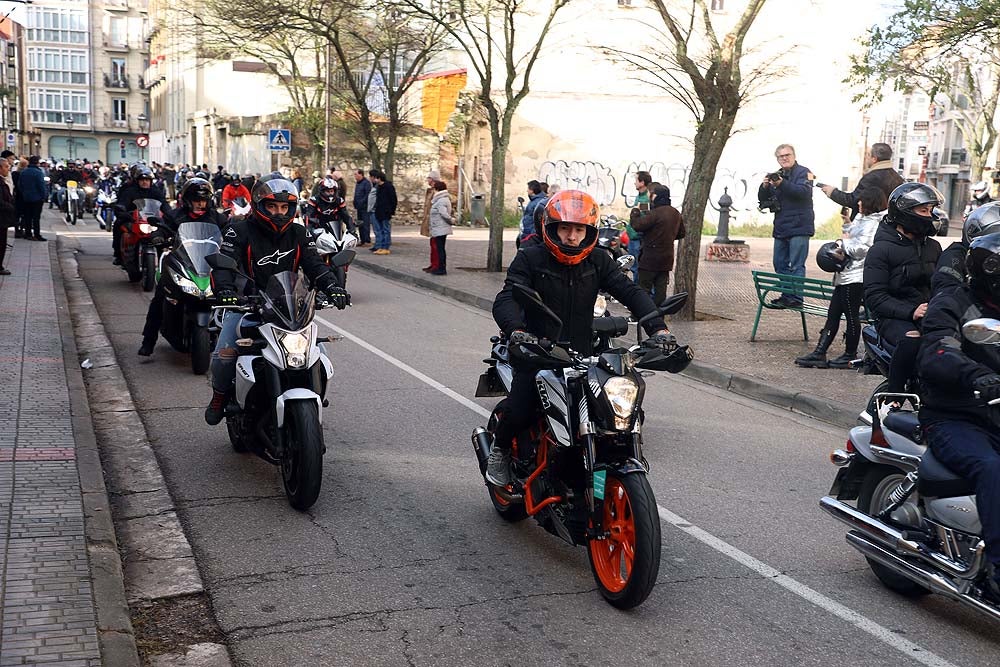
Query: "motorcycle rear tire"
587 472 661 609
281 401 324 511
190 325 211 375
226 414 249 453
857 465 931 597
142 253 156 292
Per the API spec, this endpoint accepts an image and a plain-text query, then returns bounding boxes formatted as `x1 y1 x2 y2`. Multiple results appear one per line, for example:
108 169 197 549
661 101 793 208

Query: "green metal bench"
751 271 867 342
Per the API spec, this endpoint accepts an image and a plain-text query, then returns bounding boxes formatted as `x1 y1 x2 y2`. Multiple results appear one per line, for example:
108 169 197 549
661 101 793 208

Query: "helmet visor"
896 185 944 212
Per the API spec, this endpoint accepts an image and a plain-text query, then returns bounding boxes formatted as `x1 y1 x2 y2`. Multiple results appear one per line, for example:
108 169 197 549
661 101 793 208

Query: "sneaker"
137 341 155 357
485 447 512 486
204 390 227 426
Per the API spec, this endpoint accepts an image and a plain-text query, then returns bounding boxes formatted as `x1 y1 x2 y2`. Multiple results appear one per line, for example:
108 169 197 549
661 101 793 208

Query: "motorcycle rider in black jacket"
304 177 355 236
933 201 1000 293
112 165 171 265
138 178 228 357
204 178 350 425
863 183 943 396
486 189 676 486
918 232 1000 599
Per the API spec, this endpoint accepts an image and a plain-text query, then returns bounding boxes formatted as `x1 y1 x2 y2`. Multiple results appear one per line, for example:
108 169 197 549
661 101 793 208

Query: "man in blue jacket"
17 156 48 241
758 143 815 307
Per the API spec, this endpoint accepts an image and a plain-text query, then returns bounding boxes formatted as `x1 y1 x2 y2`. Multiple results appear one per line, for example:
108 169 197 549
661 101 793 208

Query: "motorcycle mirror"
617 255 635 271
963 318 1000 345
511 283 563 331
331 249 356 268
205 253 238 272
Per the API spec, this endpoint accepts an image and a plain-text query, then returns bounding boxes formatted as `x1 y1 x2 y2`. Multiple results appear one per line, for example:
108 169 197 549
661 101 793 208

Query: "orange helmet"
541 190 600 265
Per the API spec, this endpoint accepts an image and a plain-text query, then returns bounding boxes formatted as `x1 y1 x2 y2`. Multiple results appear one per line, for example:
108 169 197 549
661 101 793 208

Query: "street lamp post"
65 118 75 161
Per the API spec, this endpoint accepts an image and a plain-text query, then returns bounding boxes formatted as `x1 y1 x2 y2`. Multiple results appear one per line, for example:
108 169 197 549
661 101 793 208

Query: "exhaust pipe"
471 427 491 476
821 496 984 578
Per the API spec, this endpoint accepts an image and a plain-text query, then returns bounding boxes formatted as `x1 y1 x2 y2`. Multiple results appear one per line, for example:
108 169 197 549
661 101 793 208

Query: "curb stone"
50 241 141 667
57 237 231 667
352 257 859 430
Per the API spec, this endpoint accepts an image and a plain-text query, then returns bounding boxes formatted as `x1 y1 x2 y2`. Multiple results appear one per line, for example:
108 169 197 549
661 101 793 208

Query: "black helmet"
886 182 944 237
318 176 338 203
967 232 1000 302
815 241 847 273
963 201 1000 245
178 177 213 218
250 178 298 233
230 173 241 183
135 165 153 183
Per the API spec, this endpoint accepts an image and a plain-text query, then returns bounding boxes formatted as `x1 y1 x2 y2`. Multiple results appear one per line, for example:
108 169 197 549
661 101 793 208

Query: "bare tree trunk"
673 112 736 320
487 140 506 272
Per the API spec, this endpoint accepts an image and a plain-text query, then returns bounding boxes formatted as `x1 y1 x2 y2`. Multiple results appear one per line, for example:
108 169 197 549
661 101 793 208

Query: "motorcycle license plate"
69 191 79 200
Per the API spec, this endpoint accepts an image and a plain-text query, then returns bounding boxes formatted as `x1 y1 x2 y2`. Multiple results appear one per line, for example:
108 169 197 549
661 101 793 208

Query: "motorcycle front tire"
226 414 249 453
190 325 211 375
142 253 156 292
281 401 324 511
587 471 661 609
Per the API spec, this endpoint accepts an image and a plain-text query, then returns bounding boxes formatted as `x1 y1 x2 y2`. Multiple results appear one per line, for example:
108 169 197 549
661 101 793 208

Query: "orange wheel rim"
589 478 635 593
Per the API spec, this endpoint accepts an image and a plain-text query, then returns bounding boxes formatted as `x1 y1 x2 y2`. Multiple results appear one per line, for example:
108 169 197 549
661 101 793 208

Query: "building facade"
21 0 151 164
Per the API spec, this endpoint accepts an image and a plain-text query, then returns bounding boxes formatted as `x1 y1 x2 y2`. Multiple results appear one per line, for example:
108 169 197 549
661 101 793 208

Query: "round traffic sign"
136 135 149 148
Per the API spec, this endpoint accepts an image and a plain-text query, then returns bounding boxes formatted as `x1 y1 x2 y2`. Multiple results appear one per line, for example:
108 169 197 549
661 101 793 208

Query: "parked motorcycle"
158 222 223 375
472 285 693 609
205 251 354 510
820 317 1000 623
118 198 163 291
95 188 117 231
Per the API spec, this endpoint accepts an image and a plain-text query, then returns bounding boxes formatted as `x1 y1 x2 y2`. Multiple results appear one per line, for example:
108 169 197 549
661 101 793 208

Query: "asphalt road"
58 212 1000 667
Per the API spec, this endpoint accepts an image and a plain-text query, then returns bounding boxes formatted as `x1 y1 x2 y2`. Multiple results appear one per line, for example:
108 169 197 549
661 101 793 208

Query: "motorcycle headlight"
278 329 310 368
593 294 607 317
84 186 95 194
603 376 638 429
344 233 358 249
168 268 200 296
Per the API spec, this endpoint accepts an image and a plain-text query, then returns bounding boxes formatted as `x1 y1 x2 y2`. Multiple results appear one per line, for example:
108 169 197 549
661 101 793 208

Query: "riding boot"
795 329 834 368
827 349 858 369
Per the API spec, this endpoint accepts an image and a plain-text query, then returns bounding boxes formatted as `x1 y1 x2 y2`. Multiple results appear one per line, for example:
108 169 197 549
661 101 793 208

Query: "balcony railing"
104 73 129 89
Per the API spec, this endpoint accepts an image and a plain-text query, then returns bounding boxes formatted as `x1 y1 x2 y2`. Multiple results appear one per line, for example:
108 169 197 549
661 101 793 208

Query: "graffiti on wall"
541 160 769 215
537 160 617 206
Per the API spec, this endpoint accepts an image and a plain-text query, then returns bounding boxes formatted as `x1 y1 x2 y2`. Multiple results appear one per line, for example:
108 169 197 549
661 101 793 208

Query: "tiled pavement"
0 233 101 667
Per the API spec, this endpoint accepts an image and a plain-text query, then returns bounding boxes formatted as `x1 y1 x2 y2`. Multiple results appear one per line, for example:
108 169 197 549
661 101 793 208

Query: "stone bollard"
705 187 750 262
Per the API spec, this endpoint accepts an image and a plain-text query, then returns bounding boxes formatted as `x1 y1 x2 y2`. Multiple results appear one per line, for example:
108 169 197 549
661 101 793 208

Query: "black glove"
973 374 1000 403
509 330 538 346
324 286 350 310
646 331 677 350
216 288 240 306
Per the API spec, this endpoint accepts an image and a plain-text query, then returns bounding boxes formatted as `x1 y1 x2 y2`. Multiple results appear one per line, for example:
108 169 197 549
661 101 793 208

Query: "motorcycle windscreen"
261 271 316 330
175 222 223 277
132 199 163 221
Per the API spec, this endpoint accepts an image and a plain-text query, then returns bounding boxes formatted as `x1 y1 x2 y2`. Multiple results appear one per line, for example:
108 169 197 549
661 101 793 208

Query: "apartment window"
27 87 90 125
108 17 126 47
617 0 632 5
112 98 126 122
26 48 88 85
712 0 725 9
111 58 126 83
26 7 88 44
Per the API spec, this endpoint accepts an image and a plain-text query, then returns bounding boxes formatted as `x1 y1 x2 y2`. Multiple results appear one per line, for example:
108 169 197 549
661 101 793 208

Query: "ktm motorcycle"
472 285 693 609
118 198 163 291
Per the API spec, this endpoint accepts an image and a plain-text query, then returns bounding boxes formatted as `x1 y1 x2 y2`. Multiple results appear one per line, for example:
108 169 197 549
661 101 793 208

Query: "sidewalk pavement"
0 229 137 666
351 227 885 425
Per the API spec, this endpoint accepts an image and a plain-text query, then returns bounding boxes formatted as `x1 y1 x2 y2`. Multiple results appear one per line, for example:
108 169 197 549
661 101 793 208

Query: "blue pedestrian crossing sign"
268 128 291 152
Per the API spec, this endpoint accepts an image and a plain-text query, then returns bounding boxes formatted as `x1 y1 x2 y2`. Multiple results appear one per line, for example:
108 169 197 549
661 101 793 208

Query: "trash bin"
470 193 486 226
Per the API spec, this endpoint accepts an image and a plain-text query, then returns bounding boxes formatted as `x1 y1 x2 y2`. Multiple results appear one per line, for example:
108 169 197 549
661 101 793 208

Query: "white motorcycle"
820 317 1000 622
205 250 354 511
311 224 358 288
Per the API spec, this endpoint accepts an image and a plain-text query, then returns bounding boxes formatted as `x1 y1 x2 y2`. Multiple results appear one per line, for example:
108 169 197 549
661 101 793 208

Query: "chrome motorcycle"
820 317 1000 622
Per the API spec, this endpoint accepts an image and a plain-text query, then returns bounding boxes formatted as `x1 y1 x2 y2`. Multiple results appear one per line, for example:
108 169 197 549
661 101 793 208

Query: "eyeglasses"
776 153 794 159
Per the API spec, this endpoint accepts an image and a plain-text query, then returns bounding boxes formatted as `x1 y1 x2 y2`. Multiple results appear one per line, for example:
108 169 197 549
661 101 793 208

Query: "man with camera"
758 143 815 307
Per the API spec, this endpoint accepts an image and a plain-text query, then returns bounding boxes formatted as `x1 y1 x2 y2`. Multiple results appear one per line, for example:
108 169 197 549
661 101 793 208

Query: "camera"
766 169 785 182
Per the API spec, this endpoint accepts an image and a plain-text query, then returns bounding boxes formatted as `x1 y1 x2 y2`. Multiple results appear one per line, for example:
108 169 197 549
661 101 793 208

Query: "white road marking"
314 315 959 667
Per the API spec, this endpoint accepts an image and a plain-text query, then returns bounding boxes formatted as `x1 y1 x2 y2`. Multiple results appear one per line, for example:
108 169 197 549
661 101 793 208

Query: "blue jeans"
773 235 810 301
210 311 244 393
627 238 642 283
924 420 1000 566
373 217 392 250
